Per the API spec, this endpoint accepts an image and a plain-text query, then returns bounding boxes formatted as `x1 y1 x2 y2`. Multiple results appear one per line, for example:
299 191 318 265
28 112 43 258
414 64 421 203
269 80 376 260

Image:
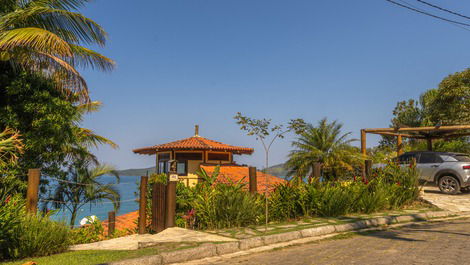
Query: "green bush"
0 194 24 260
7 212 70 259
69 218 104 245
191 182 264 229
1 189 71 260
269 183 305 221
268 163 420 218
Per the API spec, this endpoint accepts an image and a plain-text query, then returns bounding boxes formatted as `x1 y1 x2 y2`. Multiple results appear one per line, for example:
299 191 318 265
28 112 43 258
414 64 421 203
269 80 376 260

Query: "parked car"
396 151 470 195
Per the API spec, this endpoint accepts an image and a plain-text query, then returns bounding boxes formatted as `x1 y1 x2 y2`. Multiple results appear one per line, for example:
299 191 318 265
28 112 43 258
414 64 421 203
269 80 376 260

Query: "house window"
176 152 203 160
208 152 230 161
177 161 187 175
157 153 170 173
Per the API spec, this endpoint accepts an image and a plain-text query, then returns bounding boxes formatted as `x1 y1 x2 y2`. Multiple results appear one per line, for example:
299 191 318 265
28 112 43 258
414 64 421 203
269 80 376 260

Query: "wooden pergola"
360 125 470 157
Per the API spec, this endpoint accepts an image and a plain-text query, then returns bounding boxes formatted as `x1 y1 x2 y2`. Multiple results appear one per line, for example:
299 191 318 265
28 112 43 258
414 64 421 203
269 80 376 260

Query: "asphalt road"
208 218 470 265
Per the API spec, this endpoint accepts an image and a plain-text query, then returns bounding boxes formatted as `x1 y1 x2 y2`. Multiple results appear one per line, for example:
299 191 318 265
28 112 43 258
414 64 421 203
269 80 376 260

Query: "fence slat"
138 176 148 234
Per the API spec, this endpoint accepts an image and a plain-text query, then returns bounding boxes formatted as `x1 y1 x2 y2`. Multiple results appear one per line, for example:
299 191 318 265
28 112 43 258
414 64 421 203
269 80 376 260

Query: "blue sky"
79 0 470 170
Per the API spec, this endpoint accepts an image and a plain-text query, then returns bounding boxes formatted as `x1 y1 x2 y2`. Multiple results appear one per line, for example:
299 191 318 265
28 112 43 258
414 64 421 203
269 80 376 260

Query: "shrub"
191 182 264 229
69 218 104 245
269 183 306 221
0 194 24 260
6 211 70 259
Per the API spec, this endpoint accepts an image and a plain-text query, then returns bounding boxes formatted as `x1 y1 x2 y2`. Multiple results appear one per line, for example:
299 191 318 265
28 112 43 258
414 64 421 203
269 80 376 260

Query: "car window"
440 155 458 162
454 155 470 162
418 153 442 164
398 154 417 164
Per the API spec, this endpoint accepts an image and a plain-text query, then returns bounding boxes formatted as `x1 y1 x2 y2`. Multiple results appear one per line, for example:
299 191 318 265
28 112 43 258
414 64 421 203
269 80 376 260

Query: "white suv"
397 151 470 195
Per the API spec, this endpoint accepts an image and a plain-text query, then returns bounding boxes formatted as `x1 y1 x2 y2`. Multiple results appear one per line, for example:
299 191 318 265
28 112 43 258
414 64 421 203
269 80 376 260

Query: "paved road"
209 218 470 265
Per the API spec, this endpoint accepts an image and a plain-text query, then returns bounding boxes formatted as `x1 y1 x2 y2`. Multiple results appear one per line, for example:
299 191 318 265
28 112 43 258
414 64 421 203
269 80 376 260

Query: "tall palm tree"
63 100 118 164
0 0 114 101
286 118 361 181
48 158 120 226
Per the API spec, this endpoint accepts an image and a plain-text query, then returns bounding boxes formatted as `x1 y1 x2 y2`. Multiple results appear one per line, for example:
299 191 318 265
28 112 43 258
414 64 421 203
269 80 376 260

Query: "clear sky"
78 0 470 170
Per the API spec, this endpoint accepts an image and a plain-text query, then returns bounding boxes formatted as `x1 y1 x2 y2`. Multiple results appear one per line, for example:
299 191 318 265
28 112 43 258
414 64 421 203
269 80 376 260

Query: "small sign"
169 174 179 182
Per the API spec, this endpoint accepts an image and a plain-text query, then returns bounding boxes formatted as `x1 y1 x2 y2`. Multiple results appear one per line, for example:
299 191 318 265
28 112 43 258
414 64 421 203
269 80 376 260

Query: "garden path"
70 227 236 251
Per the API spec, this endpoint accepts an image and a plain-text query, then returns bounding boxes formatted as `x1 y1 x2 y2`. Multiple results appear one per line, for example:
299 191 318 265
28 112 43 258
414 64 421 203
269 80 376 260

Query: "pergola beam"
365 131 426 139
364 125 470 133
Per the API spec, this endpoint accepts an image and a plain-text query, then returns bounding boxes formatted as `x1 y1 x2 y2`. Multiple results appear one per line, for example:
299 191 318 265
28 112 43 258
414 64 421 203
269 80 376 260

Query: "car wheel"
438 176 460 195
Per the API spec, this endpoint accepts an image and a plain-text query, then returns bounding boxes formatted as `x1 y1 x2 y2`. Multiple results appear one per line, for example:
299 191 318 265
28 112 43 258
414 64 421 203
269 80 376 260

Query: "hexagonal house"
133 125 254 187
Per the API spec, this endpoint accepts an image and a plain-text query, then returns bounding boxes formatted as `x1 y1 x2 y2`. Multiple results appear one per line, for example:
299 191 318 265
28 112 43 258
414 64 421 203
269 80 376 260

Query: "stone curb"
108 210 456 265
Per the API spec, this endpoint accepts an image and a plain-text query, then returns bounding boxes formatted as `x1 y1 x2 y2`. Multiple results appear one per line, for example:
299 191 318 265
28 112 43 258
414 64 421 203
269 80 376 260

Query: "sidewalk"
106 206 458 265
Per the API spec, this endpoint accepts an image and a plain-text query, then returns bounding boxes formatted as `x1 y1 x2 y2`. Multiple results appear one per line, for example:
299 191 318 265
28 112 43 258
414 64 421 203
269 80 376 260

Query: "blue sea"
50 175 140 226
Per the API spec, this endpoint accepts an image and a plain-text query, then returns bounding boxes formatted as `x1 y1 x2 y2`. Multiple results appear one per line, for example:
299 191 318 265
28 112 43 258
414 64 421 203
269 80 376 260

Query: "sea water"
50 175 140 226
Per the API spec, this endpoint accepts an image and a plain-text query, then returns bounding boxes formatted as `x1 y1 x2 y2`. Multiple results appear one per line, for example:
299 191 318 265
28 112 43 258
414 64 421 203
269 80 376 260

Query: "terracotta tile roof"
133 136 254 155
200 165 286 193
102 210 138 234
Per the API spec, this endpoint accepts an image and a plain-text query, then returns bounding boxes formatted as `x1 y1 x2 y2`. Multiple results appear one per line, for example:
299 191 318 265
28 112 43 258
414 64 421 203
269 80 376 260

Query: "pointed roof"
133 132 254 155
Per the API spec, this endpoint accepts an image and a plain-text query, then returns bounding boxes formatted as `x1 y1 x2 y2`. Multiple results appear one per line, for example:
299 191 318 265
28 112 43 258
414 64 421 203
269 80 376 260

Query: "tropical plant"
46 159 121 226
7 211 70 259
286 118 361 181
0 0 115 100
0 127 23 168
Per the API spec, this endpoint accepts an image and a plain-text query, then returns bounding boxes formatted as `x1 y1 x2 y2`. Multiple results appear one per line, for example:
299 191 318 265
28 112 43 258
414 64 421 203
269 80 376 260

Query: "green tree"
285 118 361 180
234 112 305 229
428 69 470 125
47 159 120 226
382 69 470 153
0 0 114 100
0 72 116 179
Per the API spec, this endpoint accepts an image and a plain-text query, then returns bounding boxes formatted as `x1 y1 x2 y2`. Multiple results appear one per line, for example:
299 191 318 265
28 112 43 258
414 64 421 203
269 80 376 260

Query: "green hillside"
116 166 156 176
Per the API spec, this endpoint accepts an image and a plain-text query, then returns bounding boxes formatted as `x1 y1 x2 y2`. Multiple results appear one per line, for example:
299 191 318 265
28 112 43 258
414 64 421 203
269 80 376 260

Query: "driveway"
422 185 470 212
199 218 470 265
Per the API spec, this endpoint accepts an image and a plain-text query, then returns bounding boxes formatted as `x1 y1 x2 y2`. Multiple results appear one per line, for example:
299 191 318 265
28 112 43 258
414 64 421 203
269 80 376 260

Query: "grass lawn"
1 242 200 265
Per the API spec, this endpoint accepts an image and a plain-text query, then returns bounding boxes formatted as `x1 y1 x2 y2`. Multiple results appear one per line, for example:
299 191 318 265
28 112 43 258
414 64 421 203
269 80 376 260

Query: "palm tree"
48 158 120 226
0 0 114 101
286 118 361 181
63 100 118 164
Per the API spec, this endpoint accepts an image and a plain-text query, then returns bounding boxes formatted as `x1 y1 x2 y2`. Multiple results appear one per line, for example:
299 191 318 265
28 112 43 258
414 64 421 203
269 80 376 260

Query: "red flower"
5 195 11 204
396 182 401 186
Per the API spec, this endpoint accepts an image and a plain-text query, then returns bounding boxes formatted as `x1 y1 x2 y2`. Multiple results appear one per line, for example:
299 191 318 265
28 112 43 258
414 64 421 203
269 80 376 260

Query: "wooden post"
165 182 176 228
427 138 433 151
138 176 148 235
248 167 257 193
397 134 403 156
360 129 367 156
361 130 367 179
152 182 166 233
365 160 372 178
108 211 115 237
26 169 40 214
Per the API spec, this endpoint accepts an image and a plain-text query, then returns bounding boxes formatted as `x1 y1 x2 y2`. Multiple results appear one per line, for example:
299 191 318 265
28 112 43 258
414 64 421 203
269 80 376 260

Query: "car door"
416 153 442 182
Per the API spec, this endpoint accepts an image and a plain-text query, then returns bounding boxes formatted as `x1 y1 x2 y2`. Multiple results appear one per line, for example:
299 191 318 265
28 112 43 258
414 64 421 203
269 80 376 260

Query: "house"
133 125 282 189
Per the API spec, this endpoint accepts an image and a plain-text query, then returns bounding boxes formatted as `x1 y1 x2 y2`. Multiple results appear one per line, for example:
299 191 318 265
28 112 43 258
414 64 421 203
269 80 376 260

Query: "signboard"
169 174 179 182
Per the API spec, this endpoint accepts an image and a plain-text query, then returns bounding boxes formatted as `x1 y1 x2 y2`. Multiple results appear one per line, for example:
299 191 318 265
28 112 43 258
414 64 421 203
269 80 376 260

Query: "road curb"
108 210 457 265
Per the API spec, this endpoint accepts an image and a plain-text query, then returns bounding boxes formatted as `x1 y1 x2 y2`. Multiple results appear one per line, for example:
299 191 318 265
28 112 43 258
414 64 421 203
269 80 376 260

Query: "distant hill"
265 163 289 178
116 166 156 176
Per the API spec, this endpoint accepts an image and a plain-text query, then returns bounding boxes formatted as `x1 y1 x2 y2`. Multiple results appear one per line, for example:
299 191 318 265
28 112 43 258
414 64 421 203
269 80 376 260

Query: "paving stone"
216 242 240 255
300 225 335 237
239 237 265 250
262 231 301 245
